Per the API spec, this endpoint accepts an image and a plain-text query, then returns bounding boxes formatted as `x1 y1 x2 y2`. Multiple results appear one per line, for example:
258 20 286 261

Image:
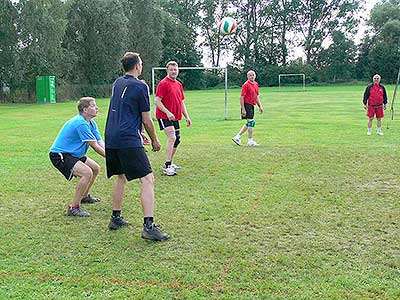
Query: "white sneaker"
170 163 182 170
247 140 260 147
367 131 372 136
377 131 384 136
162 165 177 176
232 136 241 146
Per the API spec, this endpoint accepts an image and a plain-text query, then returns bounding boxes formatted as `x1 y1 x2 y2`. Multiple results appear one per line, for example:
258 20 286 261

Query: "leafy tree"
320 31 357 82
63 0 127 86
364 0 400 81
0 0 18 95
159 0 203 89
122 0 164 81
198 0 230 67
295 0 362 66
17 0 67 99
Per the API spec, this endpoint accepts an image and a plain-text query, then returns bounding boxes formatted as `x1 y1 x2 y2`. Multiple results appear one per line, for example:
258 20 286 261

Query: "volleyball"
219 17 237 35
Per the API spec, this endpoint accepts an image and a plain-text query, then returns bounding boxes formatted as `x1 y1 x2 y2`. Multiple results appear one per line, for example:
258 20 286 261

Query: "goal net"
278 73 306 91
151 66 229 119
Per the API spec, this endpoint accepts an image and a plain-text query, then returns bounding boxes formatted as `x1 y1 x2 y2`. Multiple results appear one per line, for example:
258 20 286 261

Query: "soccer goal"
151 66 229 119
278 73 306 91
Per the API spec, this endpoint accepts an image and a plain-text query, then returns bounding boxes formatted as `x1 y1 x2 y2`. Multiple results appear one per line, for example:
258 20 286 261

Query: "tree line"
0 0 400 102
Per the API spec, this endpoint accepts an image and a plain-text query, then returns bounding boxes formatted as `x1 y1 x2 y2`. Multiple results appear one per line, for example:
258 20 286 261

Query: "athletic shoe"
162 165 177 176
247 140 260 147
81 194 100 204
232 136 241 146
67 205 90 217
141 223 170 241
170 163 182 170
367 131 372 136
377 131 384 136
108 215 130 230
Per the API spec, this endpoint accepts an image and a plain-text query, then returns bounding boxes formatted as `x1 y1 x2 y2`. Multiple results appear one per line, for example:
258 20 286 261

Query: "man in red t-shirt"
232 70 264 146
363 74 388 136
155 61 192 176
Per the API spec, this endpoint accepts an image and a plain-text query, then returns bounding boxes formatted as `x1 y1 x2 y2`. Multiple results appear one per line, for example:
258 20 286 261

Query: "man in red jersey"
155 61 192 176
363 74 388 136
232 70 264 146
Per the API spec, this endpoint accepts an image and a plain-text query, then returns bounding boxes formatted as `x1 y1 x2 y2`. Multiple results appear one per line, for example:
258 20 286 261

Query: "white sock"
377 127 382 132
368 128 372 133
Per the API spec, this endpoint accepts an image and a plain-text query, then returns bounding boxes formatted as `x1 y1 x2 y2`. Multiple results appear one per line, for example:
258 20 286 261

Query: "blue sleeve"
90 120 102 141
77 123 97 142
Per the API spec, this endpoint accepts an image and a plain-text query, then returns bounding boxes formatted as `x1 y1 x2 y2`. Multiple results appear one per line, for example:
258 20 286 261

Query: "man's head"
373 74 381 84
121 52 142 75
78 97 98 118
166 61 179 80
247 70 256 82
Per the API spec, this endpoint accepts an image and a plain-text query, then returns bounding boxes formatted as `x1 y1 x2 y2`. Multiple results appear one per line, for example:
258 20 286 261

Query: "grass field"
0 85 399 299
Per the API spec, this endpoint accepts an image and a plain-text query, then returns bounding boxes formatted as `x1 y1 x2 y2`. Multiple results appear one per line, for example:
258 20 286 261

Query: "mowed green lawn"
0 85 399 299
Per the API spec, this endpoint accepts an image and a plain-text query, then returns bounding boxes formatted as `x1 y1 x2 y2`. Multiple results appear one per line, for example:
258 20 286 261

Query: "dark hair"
121 52 141 72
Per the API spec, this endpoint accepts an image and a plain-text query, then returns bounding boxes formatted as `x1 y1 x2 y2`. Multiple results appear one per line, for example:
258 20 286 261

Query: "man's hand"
151 139 161 152
259 105 264 113
241 108 246 117
384 104 387 110
186 118 192 127
167 111 176 121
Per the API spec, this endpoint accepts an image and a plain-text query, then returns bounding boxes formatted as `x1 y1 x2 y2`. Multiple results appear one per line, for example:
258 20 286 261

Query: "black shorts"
106 147 152 181
158 119 180 131
49 152 87 181
241 103 254 119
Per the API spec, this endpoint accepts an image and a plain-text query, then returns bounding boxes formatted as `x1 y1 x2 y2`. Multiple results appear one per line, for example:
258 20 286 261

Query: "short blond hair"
77 97 95 113
166 61 178 68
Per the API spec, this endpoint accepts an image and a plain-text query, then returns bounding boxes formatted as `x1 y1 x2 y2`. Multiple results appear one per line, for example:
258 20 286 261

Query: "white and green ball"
218 17 237 35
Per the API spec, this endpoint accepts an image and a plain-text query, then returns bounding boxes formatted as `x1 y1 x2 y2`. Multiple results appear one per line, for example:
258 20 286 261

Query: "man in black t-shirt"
104 52 169 241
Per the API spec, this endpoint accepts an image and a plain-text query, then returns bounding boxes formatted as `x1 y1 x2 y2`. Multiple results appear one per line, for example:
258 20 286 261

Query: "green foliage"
0 0 18 91
16 0 67 99
123 0 164 82
63 0 127 85
359 0 400 82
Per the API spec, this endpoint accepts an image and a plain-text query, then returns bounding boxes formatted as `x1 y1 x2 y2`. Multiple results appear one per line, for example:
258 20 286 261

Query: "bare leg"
71 161 93 206
140 173 155 217
164 126 176 163
238 124 248 136
368 117 373 130
377 118 382 129
112 174 127 210
82 157 100 197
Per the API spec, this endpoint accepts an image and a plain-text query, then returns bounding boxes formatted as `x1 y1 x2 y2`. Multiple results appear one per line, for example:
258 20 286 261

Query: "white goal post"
151 66 229 119
278 73 306 91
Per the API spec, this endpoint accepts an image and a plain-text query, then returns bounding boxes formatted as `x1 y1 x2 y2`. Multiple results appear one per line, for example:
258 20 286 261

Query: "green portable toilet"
36 76 56 103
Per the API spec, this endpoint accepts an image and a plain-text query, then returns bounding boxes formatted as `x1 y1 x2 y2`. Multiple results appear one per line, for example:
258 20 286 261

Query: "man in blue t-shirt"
104 52 169 241
49 97 105 217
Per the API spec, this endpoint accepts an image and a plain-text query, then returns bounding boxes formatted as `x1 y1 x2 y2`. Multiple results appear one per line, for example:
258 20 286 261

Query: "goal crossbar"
151 66 229 119
278 73 306 91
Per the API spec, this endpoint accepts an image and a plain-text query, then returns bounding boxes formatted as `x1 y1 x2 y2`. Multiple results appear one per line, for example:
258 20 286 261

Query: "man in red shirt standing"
363 74 388 136
232 70 264 146
155 61 192 176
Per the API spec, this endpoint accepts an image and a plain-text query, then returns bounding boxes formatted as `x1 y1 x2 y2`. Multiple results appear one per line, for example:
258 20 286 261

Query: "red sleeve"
180 83 185 101
156 80 167 98
241 83 247 96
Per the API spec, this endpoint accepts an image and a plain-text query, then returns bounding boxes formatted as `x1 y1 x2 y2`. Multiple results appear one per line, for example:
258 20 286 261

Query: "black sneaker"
67 205 90 217
141 223 170 241
108 215 129 230
81 194 100 204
